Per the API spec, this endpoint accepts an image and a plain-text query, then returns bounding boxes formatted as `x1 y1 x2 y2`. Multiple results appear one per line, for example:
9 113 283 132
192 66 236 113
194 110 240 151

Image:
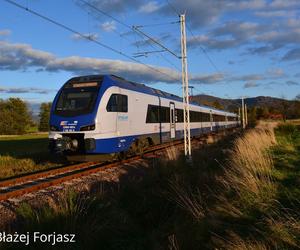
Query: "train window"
176 109 183 123
228 116 236 121
146 105 171 123
106 94 128 112
173 109 211 123
146 105 159 123
55 87 99 117
212 114 226 122
202 112 210 122
160 106 170 123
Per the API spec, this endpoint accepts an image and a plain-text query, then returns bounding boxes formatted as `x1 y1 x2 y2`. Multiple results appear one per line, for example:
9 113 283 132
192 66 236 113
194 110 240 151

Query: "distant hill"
191 94 294 112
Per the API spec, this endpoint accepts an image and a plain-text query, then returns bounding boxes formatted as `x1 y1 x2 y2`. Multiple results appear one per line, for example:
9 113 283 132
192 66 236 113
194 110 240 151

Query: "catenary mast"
180 14 192 160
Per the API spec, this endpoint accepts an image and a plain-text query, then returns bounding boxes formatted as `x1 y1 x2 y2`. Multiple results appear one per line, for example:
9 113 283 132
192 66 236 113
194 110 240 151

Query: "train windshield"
55 83 100 117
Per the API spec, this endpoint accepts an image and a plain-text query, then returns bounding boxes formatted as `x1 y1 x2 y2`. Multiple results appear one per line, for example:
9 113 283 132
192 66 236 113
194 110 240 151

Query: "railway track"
0 139 185 202
0 129 237 202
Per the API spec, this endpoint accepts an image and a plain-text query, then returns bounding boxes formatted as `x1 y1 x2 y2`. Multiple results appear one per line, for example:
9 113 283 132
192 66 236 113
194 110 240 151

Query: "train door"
170 102 176 139
105 90 119 134
116 90 129 137
110 89 129 151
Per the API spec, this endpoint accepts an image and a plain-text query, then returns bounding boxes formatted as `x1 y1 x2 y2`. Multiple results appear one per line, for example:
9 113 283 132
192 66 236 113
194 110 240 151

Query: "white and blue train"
49 75 239 159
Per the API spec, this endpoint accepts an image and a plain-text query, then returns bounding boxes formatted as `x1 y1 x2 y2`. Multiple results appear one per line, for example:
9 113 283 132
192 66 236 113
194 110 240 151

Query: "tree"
279 95 289 121
256 106 269 119
0 98 32 135
38 102 52 132
293 95 300 118
249 106 257 126
212 100 224 110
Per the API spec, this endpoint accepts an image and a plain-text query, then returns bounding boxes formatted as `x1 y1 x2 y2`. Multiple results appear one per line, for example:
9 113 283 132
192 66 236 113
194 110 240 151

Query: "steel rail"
0 128 237 201
0 139 185 201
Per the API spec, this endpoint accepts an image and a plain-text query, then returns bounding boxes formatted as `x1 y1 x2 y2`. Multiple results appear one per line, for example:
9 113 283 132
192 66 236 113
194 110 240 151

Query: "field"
0 122 298 249
0 133 66 179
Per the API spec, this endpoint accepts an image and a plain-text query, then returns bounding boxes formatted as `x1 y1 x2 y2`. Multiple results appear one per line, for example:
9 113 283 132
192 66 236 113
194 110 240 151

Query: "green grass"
272 123 300 210
0 134 48 156
3 125 300 250
0 134 66 179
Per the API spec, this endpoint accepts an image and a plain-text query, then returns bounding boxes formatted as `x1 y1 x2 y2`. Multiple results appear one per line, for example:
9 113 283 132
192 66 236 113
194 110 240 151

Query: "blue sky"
0 0 300 106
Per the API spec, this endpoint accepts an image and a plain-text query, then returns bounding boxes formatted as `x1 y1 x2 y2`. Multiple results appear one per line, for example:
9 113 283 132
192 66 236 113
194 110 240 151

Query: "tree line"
0 98 51 135
205 99 300 126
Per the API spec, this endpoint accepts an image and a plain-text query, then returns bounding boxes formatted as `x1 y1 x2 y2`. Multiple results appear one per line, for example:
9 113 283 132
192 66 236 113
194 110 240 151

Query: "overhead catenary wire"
78 0 132 30
77 0 182 71
133 50 166 58
133 26 181 59
186 26 222 74
164 0 223 76
135 20 180 28
4 0 180 82
165 0 180 16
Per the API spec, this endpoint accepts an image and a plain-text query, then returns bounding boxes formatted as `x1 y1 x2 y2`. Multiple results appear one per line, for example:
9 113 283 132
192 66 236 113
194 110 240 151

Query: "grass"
287 119 300 126
3 123 300 250
222 126 277 211
0 134 66 179
272 123 300 212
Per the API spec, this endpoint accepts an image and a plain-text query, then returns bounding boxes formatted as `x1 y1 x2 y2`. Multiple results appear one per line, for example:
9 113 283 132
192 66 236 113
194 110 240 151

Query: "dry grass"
165 145 180 161
168 176 205 221
0 155 37 178
0 134 66 179
17 189 96 233
222 126 277 207
219 233 270 250
11 122 300 249
0 155 60 179
265 209 300 248
168 234 180 250
217 123 300 249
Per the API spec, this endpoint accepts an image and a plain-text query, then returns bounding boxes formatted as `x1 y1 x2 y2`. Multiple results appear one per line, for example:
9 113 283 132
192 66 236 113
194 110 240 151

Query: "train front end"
49 76 103 156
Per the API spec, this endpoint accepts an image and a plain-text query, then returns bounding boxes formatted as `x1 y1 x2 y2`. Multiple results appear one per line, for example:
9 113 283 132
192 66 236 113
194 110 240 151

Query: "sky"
0 0 300 107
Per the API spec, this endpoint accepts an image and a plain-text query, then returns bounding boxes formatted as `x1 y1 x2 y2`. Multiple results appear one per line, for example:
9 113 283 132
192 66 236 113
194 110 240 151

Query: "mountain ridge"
191 94 294 112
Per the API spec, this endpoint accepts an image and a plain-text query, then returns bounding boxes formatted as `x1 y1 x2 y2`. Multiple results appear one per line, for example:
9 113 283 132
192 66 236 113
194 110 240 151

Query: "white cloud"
187 21 263 50
0 40 224 85
267 68 285 77
255 10 295 18
0 29 11 36
286 80 299 86
100 21 116 32
1 40 291 86
0 41 54 70
82 0 141 14
138 1 160 13
269 0 300 9
71 33 99 41
244 82 259 88
227 0 266 10
282 48 300 61
0 86 54 94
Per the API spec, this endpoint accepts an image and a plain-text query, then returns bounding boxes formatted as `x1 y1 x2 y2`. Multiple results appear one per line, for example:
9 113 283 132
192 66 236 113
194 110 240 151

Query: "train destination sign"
72 82 98 88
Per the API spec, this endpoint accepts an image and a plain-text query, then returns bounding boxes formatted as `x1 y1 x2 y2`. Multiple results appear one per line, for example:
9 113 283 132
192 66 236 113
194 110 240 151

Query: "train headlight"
80 124 95 131
50 125 59 131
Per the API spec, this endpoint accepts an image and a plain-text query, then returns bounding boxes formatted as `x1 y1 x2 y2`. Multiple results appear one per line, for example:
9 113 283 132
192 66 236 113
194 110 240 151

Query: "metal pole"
242 97 245 129
245 103 248 126
238 107 241 125
180 14 191 160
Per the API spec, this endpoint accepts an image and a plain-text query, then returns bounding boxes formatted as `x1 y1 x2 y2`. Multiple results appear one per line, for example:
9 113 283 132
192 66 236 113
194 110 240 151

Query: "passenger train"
49 75 240 160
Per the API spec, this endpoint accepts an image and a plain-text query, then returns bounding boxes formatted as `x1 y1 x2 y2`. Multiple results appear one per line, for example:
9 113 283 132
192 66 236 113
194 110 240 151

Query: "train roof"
67 74 238 117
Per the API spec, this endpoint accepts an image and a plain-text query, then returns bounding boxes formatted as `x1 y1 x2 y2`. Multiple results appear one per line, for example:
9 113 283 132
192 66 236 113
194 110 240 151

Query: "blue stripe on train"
87 125 232 154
